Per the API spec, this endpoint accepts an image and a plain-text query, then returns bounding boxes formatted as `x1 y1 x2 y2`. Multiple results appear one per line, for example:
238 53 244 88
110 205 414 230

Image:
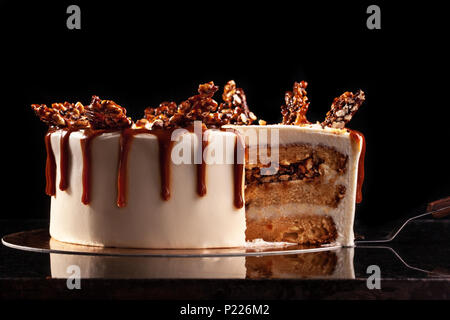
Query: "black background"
1 0 448 225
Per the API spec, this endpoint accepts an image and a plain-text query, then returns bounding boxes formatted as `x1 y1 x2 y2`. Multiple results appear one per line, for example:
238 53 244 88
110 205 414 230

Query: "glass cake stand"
2 229 341 257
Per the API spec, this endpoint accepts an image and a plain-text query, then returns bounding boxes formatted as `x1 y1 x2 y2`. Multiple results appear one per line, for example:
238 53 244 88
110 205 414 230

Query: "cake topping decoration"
138 81 220 129
31 102 90 129
85 96 133 129
220 80 257 125
137 80 258 129
322 90 365 129
32 80 259 130
32 96 132 130
281 81 310 125
280 82 365 129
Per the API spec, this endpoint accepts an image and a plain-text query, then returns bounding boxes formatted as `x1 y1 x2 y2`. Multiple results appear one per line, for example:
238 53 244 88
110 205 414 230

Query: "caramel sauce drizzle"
48 127 244 209
349 129 366 203
157 130 175 201
222 128 245 209
117 128 135 208
233 133 245 209
44 131 57 196
59 129 75 191
116 127 243 208
196 130 209 197
80 129 111 205
117 128 175 207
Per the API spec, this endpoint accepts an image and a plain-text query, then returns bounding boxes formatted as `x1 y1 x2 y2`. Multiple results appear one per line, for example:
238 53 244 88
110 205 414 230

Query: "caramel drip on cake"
233 132 245 209
59 129 75 191
220 127 245 209
117 128 137 208
118 128 243 208
349 129 366 203
156 130 175 201
52 126 245 208
80 129 111 205
117 128 175 206
196 130 209 197
44 131 57 196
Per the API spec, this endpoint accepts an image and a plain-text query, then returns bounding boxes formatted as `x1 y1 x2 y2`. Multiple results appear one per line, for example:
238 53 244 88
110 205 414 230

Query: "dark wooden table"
1 219 449 300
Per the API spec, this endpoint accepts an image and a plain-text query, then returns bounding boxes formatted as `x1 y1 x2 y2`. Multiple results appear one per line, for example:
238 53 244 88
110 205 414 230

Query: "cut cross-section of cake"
229 81 366 247
230 124 364 247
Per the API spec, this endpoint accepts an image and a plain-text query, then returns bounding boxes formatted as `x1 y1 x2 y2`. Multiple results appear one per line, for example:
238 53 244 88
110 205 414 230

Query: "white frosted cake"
32 80 365 249
48 129 245 248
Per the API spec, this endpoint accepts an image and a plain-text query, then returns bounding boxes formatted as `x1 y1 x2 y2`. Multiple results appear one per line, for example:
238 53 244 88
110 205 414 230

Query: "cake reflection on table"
246 248 354 279
50 254 247 279
50 248 354 279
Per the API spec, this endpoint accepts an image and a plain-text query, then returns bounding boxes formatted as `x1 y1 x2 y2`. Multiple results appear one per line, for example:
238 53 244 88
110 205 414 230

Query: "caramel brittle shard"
86 96 132 129
219 80 257 125
281 81 310 125
182 81 220 124
141 101 179 129
198 81 219 99
32 96 131 130
31 103 66 127
141 82 220 129
56 102 90 129
31 102 90 129
140 80 258 129
322 90 365 129
33 80 258 130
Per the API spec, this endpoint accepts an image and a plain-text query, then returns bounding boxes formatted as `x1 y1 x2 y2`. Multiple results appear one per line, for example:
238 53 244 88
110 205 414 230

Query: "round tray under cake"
2 229 341 257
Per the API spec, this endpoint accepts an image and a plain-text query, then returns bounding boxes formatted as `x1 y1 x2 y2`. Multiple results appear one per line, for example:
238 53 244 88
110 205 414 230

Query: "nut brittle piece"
281 81 310 125
140 82 220 129
139 80 258 129
86 96 132 129
31 102 90 129
322 90 365 129
143 101 179 128
218 80 257 125
182 81 220 123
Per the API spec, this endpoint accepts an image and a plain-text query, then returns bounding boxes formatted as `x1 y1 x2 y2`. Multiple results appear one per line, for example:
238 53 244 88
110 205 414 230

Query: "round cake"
31 80 365 249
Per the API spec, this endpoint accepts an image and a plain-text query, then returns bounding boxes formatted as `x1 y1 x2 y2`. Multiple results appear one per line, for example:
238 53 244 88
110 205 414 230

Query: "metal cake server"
355 197 450 245
355 197 450 277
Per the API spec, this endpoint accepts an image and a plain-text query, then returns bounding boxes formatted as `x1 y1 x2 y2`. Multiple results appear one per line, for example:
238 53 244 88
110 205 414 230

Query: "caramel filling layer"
245 143 348 209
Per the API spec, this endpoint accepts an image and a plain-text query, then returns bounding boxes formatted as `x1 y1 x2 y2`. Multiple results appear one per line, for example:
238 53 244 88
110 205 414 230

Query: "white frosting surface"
49 130 246 249
226 123 353 155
